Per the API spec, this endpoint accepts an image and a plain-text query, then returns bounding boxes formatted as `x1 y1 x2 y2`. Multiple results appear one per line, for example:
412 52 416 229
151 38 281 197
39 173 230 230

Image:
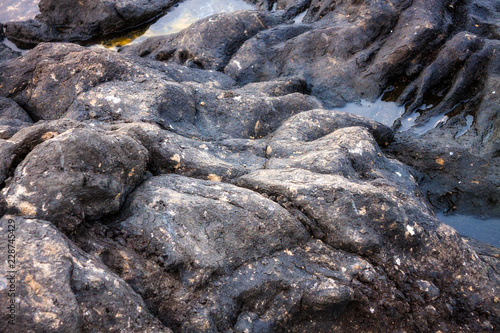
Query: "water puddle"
455 114 474 139
0 0 40 23
102 0 255 49
437 212 500 248
398 112 449 135
293 11 307 24
334 98 471 136
332 98 405 127
2 37 27 55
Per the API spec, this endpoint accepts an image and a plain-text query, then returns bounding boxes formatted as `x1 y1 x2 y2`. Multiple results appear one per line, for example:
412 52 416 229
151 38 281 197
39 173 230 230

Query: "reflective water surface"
437 213 500 248
333 98 405 127
102 0 255 49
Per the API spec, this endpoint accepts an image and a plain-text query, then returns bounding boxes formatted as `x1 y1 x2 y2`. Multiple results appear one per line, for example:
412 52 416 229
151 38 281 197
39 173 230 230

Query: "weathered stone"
0 119 85 187
0 0 498 331
0 216 171 333
120 11 285 71
72 113 499 332
118 174 310 282
0 43 320 141
0 43 225 122
2 127 147 233
4 0 180 45
222 0 500 216
116 122 267 180
0 97 33 139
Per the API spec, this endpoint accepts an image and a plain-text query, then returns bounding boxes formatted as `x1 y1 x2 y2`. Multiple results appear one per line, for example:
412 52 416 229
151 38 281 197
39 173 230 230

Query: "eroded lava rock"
0 0 499 332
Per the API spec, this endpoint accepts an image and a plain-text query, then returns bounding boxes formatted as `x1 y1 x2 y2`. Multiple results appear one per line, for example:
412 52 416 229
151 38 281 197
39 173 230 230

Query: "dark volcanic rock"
0 43 321 140
0 0 499 331
0 216 171 333
2 127 148 233
0 43 235 122
0 97 33 139
0 43 20 62
0 119 86 187
222 0 500 216
116 122 268 180
120 11 285 71
118 174 310 284
71 115 500 332
4 0 180 45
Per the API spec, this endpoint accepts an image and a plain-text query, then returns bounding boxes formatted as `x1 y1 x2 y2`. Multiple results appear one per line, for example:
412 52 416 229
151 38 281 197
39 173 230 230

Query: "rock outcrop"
122 0 500 216
0 0 499 332
4 0 181 45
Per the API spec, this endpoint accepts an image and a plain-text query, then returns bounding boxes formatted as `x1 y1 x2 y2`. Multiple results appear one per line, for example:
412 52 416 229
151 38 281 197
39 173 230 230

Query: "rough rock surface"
0 1 499 332
121 0 500 216
0 97 33 139
4 0 181 45
2 126 148 233
120 11 285 71
0 216 171 333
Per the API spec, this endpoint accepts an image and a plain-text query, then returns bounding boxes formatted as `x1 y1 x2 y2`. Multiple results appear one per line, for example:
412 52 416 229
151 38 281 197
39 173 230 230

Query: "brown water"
0 0 40 23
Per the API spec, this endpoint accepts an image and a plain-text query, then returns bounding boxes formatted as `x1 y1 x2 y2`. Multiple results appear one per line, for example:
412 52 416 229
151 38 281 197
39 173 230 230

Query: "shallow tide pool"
436 213 500 248
102 0 256 49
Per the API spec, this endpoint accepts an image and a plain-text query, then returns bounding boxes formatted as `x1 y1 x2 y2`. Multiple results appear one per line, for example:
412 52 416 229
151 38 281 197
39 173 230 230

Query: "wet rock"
386 131 500 216
70 117 500 332
268 108 394 146
120 11 285 71
225 0 400 105
0 43 234 121
0 43 143 121
245 0 312 19
190 82 322 140
118 174 310 283
386 35 500 217
1 127 147 233
0 119 86 187
0 44 20 62
4 0 181 46
0 216 171 333
222 0 500 216
65 78 321 140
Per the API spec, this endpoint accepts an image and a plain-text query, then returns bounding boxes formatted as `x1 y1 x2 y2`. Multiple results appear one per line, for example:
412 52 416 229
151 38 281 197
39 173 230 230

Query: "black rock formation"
0 1 499 332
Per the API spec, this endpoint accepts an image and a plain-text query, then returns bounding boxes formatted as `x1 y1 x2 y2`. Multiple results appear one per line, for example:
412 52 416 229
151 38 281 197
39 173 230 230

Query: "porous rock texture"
121 0 500 216
0 0 499 332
